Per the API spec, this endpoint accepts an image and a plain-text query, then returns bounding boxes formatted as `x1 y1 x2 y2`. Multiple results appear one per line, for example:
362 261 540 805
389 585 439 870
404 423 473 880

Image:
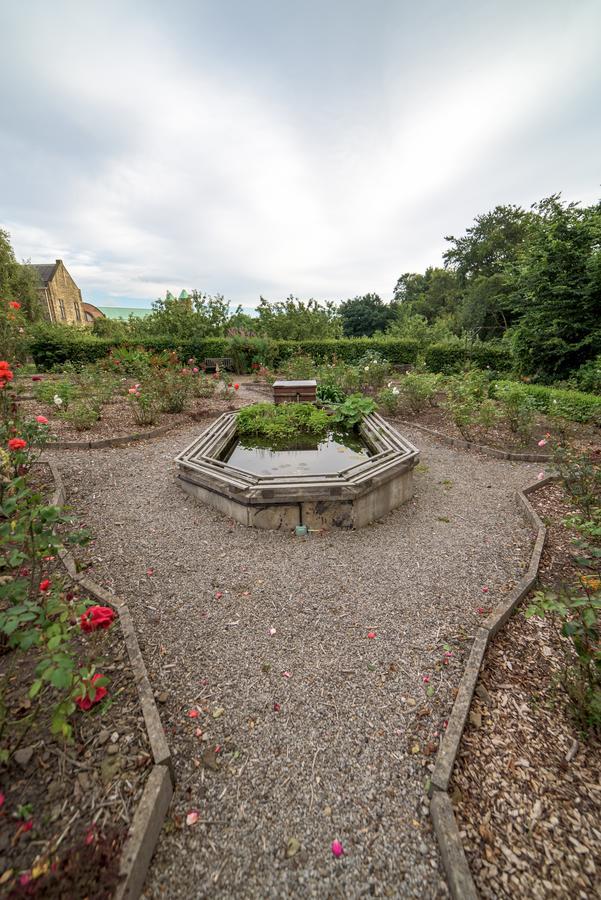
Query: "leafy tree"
393 268 460 324
339 293 397 337
459 273 515 339
135 290 240 340
0 229 44 321
509 196 601 380
255 296 342 340
443 204 531 283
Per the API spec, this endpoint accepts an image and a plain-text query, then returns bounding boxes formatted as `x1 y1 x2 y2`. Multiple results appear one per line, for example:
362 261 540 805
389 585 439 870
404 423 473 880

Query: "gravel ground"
49 388 539 898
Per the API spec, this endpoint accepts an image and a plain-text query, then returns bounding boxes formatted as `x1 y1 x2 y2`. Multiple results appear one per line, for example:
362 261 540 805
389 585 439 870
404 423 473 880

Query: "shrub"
317 384 346 404
376 386 402 416
282 354 316 380
151 367 193 413
127 385 160 426
60 400 101 432
425 342 511 375
332 394 376 429
574 355 601 395
491 381 601 425
29 327 114 369
443 370 490 438
356 351 391 391
493 381 537 435
236 402 330 441
34 379 77 410
396 371 441 413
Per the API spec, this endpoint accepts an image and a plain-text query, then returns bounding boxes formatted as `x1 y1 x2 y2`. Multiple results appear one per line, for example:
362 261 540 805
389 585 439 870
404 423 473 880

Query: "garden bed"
17 396 243 445
450 481 601 899
390 402 599 455
0 466 153 896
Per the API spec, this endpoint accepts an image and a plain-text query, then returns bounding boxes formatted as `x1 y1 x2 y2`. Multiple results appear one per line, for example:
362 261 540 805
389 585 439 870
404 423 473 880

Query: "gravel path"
51 389 539 898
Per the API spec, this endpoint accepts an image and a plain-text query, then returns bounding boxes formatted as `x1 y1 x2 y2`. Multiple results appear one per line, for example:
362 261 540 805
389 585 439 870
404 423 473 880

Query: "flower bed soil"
0 466 152 897
450 482 601 899
17 396 245 445
390 402 599 455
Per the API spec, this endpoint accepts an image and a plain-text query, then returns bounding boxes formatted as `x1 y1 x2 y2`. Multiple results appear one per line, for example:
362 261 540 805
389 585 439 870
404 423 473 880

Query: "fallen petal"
186 810 199 826
331 839 344 858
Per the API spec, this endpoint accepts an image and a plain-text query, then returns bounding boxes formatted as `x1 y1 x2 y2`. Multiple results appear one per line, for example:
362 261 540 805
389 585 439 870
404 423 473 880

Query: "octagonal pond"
176 411 419 530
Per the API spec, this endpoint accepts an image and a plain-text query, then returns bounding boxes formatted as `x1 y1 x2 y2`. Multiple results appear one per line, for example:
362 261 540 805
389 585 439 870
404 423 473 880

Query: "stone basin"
175 411 419 529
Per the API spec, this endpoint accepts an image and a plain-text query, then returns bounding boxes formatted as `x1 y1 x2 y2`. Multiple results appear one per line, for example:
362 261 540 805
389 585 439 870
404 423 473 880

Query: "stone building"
32 259 86 325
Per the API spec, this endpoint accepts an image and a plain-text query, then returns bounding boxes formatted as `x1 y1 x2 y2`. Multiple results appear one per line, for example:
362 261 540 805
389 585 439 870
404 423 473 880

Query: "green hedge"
491 380 601 424
424 343 512 375
30 333 420 371
29 333 114 369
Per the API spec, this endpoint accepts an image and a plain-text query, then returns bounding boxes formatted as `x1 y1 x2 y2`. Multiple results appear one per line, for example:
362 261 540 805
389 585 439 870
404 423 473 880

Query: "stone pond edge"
428 473 556 899
396 419 552 463
47 458 174 900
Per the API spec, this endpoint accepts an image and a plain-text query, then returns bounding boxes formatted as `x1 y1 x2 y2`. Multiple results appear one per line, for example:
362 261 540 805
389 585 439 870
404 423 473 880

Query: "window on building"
75 304 81 322
58 299 66 320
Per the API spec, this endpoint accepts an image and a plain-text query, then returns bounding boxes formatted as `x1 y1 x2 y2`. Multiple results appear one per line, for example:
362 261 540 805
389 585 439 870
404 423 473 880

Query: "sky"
1 1 600 311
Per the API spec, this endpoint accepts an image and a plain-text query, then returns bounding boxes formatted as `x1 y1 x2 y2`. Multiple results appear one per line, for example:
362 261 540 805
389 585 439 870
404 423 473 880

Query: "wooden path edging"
48 460 173 899
428 474 556 898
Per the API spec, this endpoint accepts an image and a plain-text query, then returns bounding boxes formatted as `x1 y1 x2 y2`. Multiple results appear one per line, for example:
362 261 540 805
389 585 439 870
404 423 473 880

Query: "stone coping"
47 459 173 899
396 419 552 463
176 410 419 504
428 474 555 899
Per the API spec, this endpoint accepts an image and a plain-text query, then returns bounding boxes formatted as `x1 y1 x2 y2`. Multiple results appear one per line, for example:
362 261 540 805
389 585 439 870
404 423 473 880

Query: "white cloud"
1 1 600 307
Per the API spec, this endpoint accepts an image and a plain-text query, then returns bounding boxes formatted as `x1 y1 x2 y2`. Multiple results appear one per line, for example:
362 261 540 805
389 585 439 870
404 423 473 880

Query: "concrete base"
178 466 414 530
175 411 419 530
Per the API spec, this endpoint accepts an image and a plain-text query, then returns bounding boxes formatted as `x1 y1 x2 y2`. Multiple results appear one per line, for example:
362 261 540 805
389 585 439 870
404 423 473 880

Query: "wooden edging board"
428 474 555 898
47 459 173 899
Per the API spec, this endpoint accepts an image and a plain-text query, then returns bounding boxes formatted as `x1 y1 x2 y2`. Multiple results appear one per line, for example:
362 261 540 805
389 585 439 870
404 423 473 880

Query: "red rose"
75 674 108 711
234 383 239 390
9 301 20 310
7 437 26 451
80 605 116 633
36 415 49 425
39 578 51 592
31 375 42 381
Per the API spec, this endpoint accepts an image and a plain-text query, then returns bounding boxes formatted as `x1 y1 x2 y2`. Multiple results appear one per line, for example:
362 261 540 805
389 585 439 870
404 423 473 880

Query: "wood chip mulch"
450 482 601 899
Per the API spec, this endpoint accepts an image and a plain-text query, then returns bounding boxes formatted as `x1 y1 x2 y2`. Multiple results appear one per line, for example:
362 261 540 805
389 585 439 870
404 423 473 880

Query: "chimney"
55 259 62 265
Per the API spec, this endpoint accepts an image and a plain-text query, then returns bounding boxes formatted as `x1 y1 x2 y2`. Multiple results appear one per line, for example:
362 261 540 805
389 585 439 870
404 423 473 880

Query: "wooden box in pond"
273 380 317 404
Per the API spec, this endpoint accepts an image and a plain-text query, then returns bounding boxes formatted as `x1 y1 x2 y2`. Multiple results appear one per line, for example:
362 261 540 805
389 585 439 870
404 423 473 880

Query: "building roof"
83 302 105 320
31 263 58 285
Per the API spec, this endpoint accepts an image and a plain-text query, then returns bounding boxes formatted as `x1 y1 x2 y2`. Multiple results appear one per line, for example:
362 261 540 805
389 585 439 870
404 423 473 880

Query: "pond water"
223 431 371 477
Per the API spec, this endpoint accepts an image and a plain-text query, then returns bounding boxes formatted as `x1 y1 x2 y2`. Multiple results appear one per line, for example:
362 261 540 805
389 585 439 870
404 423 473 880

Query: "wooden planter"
272 380 317 404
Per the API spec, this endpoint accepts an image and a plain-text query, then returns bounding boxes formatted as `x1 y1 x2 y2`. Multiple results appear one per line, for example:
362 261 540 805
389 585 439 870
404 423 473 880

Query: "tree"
392 268 460 324
339 293 397 337
443 204 531 284
0 229 44 321
459 273 514 339
509 196 601 380
134 291 240 340
255 296 342 340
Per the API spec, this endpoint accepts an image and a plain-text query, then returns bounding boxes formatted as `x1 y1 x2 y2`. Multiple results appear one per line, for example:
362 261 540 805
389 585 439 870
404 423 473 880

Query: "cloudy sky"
1 1 600 310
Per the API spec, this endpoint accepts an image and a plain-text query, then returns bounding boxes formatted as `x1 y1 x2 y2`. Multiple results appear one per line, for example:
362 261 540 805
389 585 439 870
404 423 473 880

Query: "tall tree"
443 204 531 284
509 196 601 379
255 296 342 340
393 268 460 324
339 293 397 337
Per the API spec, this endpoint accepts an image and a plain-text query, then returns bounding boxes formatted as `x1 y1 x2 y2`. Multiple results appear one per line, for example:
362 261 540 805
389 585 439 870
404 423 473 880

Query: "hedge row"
29 333 421 371
424 343 512 374
491 380 601 424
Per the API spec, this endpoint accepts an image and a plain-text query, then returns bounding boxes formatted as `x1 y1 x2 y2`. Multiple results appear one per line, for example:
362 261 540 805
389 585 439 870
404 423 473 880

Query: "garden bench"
204 356 233 371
